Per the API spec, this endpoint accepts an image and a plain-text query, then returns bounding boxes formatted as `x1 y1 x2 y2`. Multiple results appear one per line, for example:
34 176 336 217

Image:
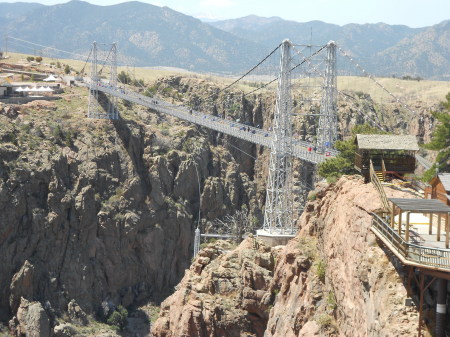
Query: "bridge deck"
86 82 338 164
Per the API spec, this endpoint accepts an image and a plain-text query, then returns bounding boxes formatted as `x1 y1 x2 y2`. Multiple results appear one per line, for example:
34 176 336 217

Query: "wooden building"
354 134 419 182
0 80 12 97
425 173 450 206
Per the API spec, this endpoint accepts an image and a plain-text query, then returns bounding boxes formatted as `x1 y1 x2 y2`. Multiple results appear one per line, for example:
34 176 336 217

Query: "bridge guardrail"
371 213 450 270
88 83 338 164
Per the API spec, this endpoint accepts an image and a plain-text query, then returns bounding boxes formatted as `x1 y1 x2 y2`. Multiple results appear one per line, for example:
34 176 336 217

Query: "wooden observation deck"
371 198 450 272
371 198 450 336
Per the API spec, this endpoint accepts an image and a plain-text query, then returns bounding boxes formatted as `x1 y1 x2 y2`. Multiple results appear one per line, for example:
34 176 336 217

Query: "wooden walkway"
371 213 450 272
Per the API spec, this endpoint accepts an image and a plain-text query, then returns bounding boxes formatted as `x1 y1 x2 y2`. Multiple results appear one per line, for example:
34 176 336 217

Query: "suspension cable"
98 47 113 75
213 43 282 97
338 90 387 131
79 46 93 75
8 36 89 60
243 44 327 98
337 45 417 116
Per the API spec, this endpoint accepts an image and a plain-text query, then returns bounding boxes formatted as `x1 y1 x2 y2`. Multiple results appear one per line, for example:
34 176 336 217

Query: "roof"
438 173 450 192
356 134 419 151
389 198 450 213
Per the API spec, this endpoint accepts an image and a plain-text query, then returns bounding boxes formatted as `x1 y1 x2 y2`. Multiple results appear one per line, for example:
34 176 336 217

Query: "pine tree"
317 124 385 180
422 93 450 180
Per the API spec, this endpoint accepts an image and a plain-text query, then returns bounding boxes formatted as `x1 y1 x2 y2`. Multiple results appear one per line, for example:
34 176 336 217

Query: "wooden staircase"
375 170 384 182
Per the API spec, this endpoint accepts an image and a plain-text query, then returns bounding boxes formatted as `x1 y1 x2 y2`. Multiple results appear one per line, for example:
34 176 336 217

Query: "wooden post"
437 214 442 241
436 278 447 337
390 204 396 228
446 213 449 249
418 271 424 337
406 212 410 242
398 211 403 235
429 212 433 235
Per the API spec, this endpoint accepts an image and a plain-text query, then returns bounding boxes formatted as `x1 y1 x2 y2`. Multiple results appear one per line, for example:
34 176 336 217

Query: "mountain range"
1 1 449 79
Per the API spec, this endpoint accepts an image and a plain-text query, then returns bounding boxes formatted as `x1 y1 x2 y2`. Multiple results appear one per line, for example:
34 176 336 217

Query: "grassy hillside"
3 52 449 106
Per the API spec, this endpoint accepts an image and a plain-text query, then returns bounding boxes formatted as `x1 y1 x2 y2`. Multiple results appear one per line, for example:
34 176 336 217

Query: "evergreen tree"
422 93 450 180
118 71 131 85
317 124 386 180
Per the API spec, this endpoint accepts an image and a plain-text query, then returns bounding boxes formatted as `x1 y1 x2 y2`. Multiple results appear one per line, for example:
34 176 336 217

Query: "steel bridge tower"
262 40 294 235
88 42 119 120
317 41 337 153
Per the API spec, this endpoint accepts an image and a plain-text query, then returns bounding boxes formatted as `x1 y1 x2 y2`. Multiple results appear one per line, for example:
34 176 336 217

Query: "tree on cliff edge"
422 92 450 181
318 124 386 181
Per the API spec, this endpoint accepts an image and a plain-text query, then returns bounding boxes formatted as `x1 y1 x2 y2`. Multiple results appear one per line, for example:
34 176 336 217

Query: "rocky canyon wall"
153 176 422 336
0 92 263 335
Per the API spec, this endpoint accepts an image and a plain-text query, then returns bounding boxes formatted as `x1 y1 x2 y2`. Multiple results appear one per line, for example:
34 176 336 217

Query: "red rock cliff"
153 175 420 336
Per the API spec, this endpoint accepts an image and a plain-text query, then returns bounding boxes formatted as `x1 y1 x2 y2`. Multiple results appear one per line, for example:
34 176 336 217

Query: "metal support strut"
317 41 337 153
88 42 118 119
263 39 294 235
193 227 200 257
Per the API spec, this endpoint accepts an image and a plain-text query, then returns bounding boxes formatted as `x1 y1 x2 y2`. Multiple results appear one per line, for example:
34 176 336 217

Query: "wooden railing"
370 160 391 212
371 213 450 271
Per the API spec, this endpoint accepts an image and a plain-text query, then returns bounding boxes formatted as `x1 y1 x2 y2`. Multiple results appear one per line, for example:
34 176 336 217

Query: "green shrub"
326 174 339 184
106 305 128 330
64 129 74 147
118 71 131 85
144 85 158 97
327 291 337 310
316 313 333 328
315 260 326 282
307 191 317 201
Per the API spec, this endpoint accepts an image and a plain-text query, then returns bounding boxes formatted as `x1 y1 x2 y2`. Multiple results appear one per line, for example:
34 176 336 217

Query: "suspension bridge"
81 40 340 240
6 36 448 337
69 38 420 248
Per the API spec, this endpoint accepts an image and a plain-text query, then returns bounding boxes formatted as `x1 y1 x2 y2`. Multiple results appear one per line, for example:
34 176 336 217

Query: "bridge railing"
87 82 338 164
371 213 450 271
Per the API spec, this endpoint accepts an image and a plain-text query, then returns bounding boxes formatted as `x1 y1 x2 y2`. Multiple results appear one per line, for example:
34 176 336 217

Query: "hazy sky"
7 0 450 27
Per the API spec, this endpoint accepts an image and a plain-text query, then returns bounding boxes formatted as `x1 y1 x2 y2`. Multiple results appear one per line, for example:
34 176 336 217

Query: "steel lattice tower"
317 41 337 153
263 40 294 234
88 42 118 119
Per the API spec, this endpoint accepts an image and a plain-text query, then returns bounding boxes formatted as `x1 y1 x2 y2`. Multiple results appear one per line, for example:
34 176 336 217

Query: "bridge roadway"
88 82 338 164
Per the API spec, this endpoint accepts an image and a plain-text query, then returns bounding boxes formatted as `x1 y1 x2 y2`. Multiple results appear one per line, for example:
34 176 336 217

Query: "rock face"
153 176 421 336
9 298 51 337
152 239 276 337
0 91 261 335
266 176 420 337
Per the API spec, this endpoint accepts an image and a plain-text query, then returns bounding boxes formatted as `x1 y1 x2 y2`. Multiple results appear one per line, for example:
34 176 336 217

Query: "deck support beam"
435 278 447 337
429 213 433 235
437 214 441 241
